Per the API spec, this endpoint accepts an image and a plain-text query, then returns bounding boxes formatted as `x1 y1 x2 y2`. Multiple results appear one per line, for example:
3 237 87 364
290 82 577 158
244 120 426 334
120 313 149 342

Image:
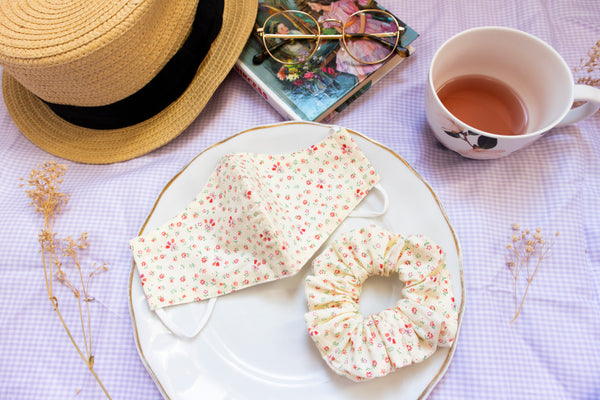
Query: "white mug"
425 26 600 159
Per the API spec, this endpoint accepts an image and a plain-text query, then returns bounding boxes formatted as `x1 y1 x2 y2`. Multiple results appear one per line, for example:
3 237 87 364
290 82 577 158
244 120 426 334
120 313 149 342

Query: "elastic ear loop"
154 297 217 339
349 183 389 218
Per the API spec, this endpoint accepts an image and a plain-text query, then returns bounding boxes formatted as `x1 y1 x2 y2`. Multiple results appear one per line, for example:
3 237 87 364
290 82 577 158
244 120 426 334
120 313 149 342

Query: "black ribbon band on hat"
43 0 224 130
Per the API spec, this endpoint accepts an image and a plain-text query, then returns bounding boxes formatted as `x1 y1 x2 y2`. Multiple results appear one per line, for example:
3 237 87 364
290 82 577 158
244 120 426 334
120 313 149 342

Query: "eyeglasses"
255 9 407 66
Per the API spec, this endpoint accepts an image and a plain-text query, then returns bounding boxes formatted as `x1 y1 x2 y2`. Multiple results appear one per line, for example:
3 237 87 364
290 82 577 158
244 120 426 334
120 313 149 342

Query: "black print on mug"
444 129 498 150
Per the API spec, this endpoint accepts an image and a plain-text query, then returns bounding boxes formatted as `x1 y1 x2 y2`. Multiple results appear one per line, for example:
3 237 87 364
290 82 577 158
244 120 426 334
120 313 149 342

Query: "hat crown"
0 0 197 106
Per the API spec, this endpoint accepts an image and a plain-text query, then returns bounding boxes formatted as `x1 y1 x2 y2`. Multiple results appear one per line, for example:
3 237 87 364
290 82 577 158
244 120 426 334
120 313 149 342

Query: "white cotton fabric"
305 225 458 381
130 128 380 310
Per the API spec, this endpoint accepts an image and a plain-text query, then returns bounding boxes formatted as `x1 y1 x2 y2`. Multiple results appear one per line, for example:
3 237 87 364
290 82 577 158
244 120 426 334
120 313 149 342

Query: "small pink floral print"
259 230 272 242
303 226 458 382
206 192 217 203
130 129 382 316
272 162 283 172
204 219 215 231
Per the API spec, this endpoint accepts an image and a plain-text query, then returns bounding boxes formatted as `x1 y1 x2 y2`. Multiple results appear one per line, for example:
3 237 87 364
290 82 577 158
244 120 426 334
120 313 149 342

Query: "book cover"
235 0 419 122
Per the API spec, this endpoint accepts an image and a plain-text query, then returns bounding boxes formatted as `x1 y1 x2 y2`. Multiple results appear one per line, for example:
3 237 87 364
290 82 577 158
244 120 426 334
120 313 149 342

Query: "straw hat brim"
2 0 258 164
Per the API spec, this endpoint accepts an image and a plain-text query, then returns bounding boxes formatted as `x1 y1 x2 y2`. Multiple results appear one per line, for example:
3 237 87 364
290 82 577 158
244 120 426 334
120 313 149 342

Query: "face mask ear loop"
154 297 217 339
349 183 389 218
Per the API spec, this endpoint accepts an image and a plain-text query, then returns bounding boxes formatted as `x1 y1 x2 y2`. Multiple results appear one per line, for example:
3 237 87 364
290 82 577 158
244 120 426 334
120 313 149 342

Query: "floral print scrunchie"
305 225 458 381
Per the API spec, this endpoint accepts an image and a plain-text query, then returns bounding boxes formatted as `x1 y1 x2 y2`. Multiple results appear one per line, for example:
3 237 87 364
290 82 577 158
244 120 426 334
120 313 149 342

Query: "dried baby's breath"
21 161 111 399
506 224 558 324
20 161 69 225
575 40 600 92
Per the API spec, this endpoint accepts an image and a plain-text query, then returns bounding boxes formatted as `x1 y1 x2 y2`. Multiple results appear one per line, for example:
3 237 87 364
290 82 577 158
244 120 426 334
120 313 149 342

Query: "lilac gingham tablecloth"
1 1 599 399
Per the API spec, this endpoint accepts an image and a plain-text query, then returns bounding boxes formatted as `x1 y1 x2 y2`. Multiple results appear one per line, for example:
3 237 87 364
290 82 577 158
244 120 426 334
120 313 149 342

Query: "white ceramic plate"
129 121 464 400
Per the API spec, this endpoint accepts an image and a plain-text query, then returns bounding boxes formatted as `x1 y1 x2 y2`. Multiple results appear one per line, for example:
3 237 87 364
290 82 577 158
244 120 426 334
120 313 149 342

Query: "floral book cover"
234 0 419 122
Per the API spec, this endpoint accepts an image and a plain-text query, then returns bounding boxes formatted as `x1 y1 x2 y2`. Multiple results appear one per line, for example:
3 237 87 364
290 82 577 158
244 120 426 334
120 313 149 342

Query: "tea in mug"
436 74 529 136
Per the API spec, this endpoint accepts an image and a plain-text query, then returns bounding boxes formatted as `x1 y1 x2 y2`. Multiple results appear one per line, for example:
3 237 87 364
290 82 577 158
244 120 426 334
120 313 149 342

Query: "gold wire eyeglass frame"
256 9 407 65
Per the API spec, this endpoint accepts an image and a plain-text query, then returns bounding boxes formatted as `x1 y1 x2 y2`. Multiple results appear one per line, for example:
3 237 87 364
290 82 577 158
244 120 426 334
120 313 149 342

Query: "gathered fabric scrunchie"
304 225 458 381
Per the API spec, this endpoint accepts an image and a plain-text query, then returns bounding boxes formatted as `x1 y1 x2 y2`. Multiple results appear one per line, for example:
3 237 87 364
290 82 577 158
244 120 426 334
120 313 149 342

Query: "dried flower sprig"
575 39 600 89
20 161 111 399
506 224 559 324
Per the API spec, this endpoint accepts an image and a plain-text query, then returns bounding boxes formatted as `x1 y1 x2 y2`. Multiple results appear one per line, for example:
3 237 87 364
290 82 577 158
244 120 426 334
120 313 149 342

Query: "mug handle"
556 84 600 127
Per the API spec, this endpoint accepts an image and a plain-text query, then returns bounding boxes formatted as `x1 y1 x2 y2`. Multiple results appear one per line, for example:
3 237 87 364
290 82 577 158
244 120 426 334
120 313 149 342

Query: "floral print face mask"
130 127 383 336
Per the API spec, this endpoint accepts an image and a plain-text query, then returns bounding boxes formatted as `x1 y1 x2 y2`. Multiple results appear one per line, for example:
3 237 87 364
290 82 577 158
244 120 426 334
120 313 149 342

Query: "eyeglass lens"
342 10 399 64
263 11 319 64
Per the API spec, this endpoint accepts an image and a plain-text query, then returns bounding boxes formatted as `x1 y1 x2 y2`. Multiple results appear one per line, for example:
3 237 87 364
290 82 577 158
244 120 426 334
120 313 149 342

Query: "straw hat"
0 0 258 164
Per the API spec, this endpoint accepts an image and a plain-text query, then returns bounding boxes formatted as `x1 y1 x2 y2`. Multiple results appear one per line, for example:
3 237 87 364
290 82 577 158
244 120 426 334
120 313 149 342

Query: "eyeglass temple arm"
253 37 293 65
253 31 409 65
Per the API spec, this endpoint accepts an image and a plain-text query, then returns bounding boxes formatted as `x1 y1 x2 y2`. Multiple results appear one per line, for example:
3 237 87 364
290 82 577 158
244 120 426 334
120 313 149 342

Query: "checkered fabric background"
1 1 599 399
